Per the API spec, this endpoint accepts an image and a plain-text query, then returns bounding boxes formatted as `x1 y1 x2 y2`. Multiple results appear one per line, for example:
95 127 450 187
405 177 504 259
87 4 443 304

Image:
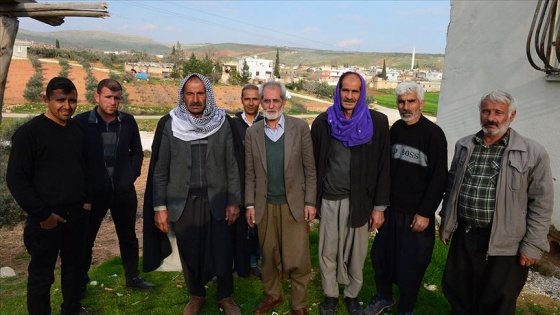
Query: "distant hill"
185 43 444 70
16 29 444 70
17 29 171 54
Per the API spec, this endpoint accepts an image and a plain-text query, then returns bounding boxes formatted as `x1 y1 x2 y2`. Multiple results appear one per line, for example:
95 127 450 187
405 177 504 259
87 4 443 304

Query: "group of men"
7 70 553 315
7 77 154 315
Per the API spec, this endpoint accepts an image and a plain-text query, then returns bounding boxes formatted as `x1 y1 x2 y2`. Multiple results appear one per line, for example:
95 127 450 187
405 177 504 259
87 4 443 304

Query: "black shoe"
345 296 364 315
319 297 338 315
75 307 95 315
251 266 262 279
80 285 87 300
126 276 156 290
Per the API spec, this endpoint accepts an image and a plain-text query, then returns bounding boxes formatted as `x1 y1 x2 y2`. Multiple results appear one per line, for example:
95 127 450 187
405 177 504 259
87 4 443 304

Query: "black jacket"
311 110 391 228
74 107 143 202
143 114 253 273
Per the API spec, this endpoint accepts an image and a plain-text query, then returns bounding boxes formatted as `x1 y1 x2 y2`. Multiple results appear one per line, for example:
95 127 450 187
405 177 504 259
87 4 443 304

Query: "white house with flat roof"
239 56 273 81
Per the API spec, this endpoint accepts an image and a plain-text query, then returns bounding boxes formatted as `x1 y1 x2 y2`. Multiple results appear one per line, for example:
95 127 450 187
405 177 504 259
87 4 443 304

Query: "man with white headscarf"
152 73 242 315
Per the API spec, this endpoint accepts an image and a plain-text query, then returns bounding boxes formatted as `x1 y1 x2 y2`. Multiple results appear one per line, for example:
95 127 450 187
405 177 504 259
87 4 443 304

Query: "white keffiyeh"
171 73 225 141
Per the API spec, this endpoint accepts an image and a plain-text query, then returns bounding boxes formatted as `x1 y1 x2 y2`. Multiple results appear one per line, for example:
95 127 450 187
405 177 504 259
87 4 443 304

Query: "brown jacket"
244 115 317 224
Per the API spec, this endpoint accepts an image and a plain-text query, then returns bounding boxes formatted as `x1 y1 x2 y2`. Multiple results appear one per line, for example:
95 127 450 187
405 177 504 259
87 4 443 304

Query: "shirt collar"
473 129 510 147
241 111 260 126
264 114 285 129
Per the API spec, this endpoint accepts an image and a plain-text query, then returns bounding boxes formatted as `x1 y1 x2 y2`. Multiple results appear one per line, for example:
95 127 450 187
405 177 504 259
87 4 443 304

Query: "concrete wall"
438 1 560 231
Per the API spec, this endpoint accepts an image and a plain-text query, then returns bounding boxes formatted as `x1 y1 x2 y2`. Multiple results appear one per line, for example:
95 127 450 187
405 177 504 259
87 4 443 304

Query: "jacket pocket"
508 159 530 191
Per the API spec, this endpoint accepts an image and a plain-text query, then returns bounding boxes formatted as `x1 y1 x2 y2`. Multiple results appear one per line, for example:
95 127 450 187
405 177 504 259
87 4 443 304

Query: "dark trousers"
24 208 89 315
174 194 233 300
83 189 139 284
371 210 435 313
442 221 529 315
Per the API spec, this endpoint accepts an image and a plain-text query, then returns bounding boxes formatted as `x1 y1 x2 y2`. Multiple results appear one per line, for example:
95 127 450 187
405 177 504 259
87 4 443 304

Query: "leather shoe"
320 297 338 315
292 308 309 315
217 297 241 315
254 295 283 314
126 276 156 290
183 296 206 315
344 296 364 315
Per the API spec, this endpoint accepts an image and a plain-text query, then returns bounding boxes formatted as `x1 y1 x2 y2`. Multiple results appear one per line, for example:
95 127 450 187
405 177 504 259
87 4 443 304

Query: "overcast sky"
19 1 450 54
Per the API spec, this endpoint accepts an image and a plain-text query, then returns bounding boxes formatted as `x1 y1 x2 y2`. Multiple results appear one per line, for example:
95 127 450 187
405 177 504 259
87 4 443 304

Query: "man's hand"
226 205 240 226
519 254 539 267
40 213 65 229
155 210 169 234
439 225 449 245
369 210 385 232
410 214 429 232
304 205 317 221
246 208 256 228
83 203 92 211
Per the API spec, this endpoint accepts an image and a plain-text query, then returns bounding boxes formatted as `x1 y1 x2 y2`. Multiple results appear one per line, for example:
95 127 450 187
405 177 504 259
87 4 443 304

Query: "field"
3 59 333 114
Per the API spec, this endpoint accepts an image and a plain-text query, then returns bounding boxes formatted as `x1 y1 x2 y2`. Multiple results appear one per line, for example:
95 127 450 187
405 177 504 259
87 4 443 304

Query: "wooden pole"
0 2 108 13
0 16 19 126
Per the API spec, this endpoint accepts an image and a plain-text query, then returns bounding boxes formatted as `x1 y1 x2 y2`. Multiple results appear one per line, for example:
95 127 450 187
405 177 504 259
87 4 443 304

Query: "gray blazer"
244 115 317 224
152 118 241 222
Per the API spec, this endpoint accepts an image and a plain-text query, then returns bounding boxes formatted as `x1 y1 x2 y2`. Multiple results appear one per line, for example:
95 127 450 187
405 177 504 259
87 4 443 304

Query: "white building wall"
438 1 560 229
239 57 273 81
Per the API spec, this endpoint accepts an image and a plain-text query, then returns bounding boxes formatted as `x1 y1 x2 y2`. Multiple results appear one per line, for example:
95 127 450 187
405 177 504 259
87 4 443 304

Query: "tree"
171 64 181 79
55 39 60 49
228 68 241 85
274 48 281 78
23 72 44 102
240 60 251 85
211 60 223 83
198 54 214 78
85 75 98 104
182 53 199 77
379 59 388 80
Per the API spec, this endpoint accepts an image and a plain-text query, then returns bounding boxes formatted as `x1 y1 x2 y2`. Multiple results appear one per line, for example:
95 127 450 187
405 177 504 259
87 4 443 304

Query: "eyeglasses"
262 98 283 105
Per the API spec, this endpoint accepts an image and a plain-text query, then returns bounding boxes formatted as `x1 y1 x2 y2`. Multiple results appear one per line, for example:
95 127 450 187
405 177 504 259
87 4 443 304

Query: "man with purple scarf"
311 72 391 315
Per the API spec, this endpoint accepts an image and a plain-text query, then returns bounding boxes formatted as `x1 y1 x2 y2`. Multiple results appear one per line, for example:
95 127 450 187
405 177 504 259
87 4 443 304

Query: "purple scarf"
326 71 373 147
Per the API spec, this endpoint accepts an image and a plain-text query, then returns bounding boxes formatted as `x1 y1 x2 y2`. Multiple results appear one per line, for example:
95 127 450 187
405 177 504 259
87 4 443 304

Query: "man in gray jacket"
152 73 241 315
439 90 553 315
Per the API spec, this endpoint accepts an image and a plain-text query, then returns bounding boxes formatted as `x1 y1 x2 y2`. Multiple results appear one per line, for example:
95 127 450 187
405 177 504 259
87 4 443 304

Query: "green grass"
1 227 559 314
374 92 440 117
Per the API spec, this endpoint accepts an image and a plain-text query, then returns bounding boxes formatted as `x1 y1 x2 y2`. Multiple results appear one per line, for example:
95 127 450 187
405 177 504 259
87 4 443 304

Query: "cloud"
139 23 158 31
119 24 130 30
337 39 364 48
302 27 320 33
165 26 183 34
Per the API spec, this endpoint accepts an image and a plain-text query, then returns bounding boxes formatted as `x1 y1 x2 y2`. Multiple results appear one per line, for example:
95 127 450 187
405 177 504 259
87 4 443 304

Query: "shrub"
23 72 44 102
85 76 98 104
29 56 42 71
0 118 32 227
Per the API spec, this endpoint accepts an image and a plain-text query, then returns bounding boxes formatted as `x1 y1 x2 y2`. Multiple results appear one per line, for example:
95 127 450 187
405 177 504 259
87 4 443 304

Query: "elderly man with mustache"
439 90 553 315
366 82 448 315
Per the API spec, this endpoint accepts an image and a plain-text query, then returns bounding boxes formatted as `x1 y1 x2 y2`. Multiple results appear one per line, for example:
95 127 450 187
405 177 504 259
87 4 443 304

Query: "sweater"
7 115 86 222
389 115 448 218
